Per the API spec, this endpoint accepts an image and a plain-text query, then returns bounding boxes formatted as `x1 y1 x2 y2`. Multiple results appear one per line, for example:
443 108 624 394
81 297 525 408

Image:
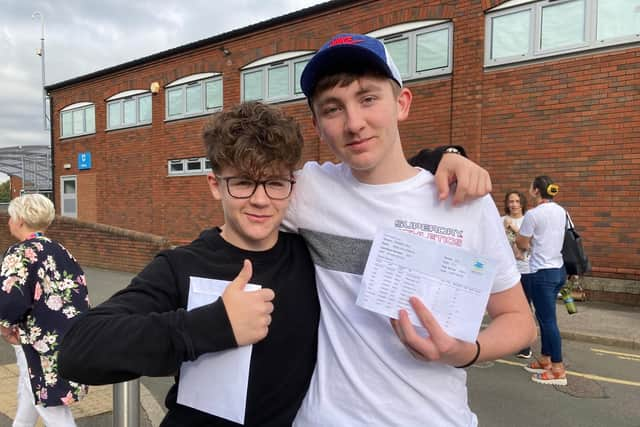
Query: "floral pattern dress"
0 236 90 407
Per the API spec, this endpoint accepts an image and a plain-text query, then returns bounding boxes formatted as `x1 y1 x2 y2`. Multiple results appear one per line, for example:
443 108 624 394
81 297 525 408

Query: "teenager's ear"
207 173 222 200
396 87 412 122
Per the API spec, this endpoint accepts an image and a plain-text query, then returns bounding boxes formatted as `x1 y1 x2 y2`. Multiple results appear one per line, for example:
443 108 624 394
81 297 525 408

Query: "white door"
60 175 77 218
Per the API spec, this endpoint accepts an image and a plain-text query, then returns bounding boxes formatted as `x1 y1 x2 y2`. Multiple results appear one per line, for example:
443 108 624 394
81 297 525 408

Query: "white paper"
356 228 497 343
177 276 261 424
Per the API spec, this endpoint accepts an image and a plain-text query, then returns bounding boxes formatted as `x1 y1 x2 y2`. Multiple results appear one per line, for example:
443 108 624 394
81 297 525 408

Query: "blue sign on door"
78 152 92 170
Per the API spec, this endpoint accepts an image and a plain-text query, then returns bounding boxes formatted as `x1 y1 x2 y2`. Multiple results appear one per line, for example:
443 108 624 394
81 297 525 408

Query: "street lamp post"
32 11 47 130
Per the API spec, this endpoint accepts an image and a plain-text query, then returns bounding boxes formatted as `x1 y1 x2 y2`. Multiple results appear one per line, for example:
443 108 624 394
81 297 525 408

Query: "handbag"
562 212 591 276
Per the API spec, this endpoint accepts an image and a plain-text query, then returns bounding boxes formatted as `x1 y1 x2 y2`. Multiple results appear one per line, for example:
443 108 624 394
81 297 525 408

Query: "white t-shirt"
501 215 530 274
285 162 520 427
519 201 566 273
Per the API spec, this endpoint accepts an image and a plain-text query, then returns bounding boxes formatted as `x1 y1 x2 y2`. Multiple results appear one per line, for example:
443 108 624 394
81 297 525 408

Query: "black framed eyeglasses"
216 176 295 200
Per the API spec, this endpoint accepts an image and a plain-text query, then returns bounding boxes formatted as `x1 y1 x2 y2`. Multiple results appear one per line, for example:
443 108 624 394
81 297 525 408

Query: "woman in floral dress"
0 194 89 427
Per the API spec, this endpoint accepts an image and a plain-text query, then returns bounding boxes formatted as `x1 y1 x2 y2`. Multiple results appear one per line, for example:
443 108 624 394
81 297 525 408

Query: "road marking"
618 356 640 362
591 348 640 360
496 359 640 387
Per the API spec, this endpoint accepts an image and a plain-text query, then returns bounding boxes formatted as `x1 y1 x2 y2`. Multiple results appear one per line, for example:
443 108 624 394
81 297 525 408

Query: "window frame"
485 0 640 67
167 157 212 176
165 74 223 121
371 21 454 81
106 91 152 131
60 175 77 218
60 103 95 139
241 51 313 103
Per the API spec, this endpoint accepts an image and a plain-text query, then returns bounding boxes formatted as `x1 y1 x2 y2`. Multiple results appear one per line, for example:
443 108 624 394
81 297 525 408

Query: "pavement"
0 267 639 426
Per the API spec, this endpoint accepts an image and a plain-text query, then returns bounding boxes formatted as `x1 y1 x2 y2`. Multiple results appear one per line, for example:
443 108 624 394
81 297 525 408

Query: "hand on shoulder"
435 153 492 205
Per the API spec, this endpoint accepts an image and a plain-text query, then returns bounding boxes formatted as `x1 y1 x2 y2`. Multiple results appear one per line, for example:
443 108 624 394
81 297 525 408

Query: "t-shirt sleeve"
519 212 535 238
281 167 306 233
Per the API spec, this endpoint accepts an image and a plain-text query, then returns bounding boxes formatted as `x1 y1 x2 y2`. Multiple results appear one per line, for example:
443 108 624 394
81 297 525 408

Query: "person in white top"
516 176 568 385
287 32 537 427
502 190 533 359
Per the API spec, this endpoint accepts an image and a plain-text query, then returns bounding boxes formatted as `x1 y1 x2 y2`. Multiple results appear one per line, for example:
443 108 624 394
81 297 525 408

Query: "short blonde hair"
8 194 55 230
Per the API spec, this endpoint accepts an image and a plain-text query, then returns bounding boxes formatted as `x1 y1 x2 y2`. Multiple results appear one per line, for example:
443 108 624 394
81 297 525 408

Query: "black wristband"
455 340 480 369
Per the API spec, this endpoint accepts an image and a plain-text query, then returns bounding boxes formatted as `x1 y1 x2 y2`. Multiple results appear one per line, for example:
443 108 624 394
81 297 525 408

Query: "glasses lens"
226 178 257 198
265 179 292 200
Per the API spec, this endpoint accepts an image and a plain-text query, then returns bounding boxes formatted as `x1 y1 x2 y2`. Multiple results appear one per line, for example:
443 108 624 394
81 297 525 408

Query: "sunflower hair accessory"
546 183 559 196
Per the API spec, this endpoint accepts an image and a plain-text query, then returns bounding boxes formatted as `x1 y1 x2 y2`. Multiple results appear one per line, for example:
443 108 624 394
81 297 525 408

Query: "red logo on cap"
329 36 364 47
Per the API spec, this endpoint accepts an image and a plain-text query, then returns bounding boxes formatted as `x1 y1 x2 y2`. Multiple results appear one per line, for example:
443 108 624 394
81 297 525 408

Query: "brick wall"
77 173 97 223
48 0 639 281
483 48 640 281
0 212 173 273
9 176 22 199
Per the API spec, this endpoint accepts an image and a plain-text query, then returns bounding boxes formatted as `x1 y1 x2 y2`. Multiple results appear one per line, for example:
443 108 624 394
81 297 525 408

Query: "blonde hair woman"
1 194 89 426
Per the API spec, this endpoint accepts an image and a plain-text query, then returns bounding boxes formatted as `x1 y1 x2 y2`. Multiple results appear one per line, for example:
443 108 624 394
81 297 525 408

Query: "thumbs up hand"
221 260 275 346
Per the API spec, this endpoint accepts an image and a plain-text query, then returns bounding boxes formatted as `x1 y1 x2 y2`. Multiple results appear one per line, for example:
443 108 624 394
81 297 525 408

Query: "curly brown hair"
203 102 303 178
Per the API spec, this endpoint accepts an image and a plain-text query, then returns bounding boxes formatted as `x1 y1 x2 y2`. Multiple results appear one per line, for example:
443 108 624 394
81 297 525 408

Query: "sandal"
523 359 552 373
531 370 567 386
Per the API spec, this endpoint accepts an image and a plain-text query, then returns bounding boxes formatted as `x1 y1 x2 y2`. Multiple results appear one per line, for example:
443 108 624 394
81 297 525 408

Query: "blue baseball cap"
300 33 403 98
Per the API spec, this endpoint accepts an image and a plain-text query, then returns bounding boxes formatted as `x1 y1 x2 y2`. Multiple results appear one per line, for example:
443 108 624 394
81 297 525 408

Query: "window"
369 21 453 81
243 70 264 101
60 175 77 218
490 9 532 59
241 51 313 102
597 0 640 41
167 157 212 176
540 0 586 51
486 0 640 66
106 90 152 130
60 103 95 138
166 73 222 120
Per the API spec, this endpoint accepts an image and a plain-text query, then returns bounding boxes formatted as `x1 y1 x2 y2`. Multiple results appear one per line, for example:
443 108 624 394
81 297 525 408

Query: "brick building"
45 0 639 289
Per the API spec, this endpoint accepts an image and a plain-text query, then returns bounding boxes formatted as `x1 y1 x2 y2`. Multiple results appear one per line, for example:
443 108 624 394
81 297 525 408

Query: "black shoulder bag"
562 212 591 276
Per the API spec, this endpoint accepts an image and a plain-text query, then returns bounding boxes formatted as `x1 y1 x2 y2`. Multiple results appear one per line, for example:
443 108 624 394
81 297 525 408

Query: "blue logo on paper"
472 260 485 272
78 152 92 170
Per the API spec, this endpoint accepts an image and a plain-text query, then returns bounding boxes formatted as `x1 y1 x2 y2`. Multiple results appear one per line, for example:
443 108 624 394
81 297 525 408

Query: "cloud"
0 0 324 154
1 26 15 48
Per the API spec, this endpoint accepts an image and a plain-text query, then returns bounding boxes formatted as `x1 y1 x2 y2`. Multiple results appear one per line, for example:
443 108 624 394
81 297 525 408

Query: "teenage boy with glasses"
59 102 319 426
58 101 492 426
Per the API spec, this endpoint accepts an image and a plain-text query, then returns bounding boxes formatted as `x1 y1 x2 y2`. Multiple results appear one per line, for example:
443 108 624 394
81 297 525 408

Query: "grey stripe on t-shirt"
299 228 372 275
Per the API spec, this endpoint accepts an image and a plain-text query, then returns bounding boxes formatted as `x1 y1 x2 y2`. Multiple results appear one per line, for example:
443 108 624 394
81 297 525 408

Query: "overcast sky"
0 0 326 182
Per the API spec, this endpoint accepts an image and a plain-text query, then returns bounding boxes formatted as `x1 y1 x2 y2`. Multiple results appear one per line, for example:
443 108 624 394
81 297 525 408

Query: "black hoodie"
59 228 319 427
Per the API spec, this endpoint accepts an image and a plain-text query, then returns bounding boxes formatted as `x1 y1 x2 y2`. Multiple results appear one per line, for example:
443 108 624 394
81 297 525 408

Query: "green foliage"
0 180 10 203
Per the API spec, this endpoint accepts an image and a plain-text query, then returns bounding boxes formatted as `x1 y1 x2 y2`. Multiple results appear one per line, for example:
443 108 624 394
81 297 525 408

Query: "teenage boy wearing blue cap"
287 34 536 426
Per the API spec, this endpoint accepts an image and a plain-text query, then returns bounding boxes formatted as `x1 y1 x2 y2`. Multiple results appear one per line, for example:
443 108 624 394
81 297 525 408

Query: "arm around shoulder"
408 146 467 174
